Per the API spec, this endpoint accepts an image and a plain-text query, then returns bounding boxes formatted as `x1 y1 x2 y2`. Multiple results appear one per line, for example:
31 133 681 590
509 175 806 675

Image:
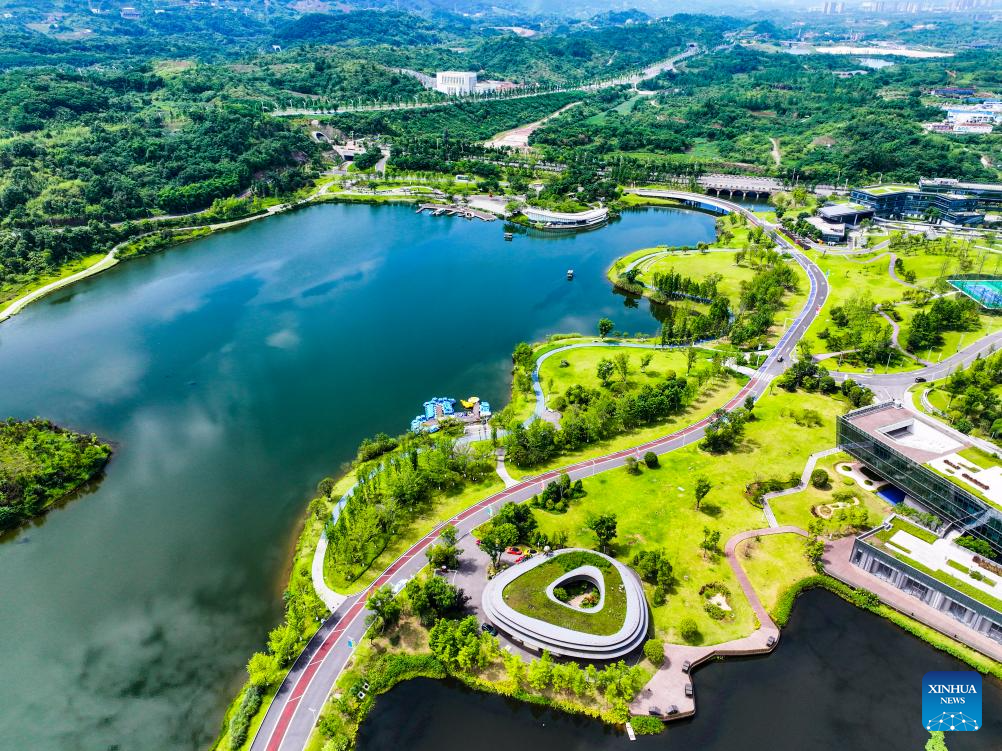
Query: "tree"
426 524 462 569
694 476 712 510
247 652 282 689
925 731 948 751
686 346 698 374
810 468 830 489
480 522 518 567
700 526 721 560
643 451 659 468
596 357 615 386
366 584 401 632
678 617 700 644
587 512 618 553
406 576 466 626
613 351 631 382
598 317 614 338
640 352 653 372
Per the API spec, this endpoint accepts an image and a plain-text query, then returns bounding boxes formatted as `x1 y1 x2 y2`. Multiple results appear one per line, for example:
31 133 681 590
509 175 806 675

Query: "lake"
358 591 1002 751
0 202 718 749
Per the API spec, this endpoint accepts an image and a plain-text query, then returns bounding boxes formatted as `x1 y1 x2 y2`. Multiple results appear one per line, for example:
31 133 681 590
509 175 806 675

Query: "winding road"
248 191 830 751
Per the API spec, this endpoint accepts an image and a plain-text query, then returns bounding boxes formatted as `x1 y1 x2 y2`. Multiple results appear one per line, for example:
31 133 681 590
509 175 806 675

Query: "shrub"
550 395 568 412
630 715 665 735
625 456 641 475
678 617 700 644
652 586 667 606
643 451 659 468
553 586 570 602
810 468 830 489
228 685 264 750
704 602 729 620
643 638 665 666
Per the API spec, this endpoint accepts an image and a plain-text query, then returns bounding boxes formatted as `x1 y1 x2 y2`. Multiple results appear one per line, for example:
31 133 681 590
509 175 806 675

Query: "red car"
514 553 531 563
505 546 522 556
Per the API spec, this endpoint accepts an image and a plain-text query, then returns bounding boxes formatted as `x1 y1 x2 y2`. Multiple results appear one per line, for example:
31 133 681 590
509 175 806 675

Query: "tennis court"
949 278 1002 310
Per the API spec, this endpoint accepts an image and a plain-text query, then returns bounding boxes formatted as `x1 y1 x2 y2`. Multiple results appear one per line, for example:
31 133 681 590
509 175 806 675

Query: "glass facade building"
837 404 1002 555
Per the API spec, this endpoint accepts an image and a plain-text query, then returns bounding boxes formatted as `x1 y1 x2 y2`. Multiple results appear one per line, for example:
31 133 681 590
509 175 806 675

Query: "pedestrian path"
630 525 806 719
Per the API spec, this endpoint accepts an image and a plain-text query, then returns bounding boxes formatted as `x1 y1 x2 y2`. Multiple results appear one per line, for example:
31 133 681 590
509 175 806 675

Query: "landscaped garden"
501 551 627 635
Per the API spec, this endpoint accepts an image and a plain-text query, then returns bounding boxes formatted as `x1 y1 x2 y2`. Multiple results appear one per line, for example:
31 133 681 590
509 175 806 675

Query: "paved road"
248 192 829 751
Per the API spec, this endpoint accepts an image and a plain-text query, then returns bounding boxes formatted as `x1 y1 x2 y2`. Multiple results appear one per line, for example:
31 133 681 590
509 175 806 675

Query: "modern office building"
919 177 1002 213
817 203 875 226
435 71 477 96
850 516 1002 644
837 402 1002 555
849 183 987 226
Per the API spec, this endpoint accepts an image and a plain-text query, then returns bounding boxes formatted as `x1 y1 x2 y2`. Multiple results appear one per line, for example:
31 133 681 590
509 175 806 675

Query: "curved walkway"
249 193 829 751
629 525 807 719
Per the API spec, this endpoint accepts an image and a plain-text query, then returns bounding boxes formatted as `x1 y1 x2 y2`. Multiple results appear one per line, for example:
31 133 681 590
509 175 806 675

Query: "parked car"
481 622 498 637
667 704 679 715
767 635 777 647
648 707 662 717
505 546 522 556
684 683 693 698
514 553 531 563
681 660 691 674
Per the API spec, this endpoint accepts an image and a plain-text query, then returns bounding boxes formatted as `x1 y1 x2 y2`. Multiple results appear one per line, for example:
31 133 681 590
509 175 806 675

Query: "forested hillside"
532 46 1002 183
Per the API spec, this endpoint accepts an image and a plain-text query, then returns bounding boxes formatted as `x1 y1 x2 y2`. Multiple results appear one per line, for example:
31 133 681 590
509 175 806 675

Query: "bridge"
697 173 784 200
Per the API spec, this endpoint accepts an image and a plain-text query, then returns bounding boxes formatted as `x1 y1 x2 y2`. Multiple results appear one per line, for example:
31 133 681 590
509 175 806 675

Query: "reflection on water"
0 203 716 749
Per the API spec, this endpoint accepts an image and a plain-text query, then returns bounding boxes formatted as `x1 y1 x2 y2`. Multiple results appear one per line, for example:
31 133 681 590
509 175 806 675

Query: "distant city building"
435 72 477 96
931 87 977 98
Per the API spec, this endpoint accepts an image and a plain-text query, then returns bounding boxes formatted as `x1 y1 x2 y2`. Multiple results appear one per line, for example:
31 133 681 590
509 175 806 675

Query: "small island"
0 418 112 532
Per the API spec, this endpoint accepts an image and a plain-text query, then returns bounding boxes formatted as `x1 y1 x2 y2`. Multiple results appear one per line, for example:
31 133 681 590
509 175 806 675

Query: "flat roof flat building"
837 402 1002 555
435 71 477 96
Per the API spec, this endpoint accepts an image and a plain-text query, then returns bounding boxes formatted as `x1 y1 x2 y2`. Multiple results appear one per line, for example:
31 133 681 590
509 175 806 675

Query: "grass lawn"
501 551 627 635
0 252 107 307
875 515 939 545
608 246 810 349
531 388 849 645
768 451 894 531
538 346 699 404
958 445 1002 469
325 474 504 595
735 533 816 614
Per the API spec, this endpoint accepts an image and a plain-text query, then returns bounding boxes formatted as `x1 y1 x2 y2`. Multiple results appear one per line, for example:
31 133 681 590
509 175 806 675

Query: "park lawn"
507 371 745 481
0 252 107 306
801 251 914 353
638 250 756 301
892 304 999 362
533 388 848 644
815 354 920 375
538 345 700 403
325 475 504 595
768 451 893 531
735 533 816 614
619 194 681 208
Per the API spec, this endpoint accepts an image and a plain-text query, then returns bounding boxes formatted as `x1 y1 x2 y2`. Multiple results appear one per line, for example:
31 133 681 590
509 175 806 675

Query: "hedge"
228 685 264 750
630 715 665 735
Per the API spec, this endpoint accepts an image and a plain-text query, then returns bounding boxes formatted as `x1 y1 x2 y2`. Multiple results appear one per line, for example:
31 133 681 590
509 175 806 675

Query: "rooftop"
861 516 1002 614
844 403 967 463
855 184 917 196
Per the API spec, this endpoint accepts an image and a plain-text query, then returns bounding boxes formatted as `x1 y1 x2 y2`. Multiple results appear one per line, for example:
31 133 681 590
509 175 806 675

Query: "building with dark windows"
837 402 1002 555
850 516 1002 645
848 178 1002 224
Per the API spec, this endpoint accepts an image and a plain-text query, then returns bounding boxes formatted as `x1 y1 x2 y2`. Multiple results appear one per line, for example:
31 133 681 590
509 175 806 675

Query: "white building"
435 71 477 96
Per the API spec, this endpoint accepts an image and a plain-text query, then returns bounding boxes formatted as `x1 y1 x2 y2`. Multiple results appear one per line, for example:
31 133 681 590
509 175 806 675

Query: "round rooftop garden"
482 549 649 659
